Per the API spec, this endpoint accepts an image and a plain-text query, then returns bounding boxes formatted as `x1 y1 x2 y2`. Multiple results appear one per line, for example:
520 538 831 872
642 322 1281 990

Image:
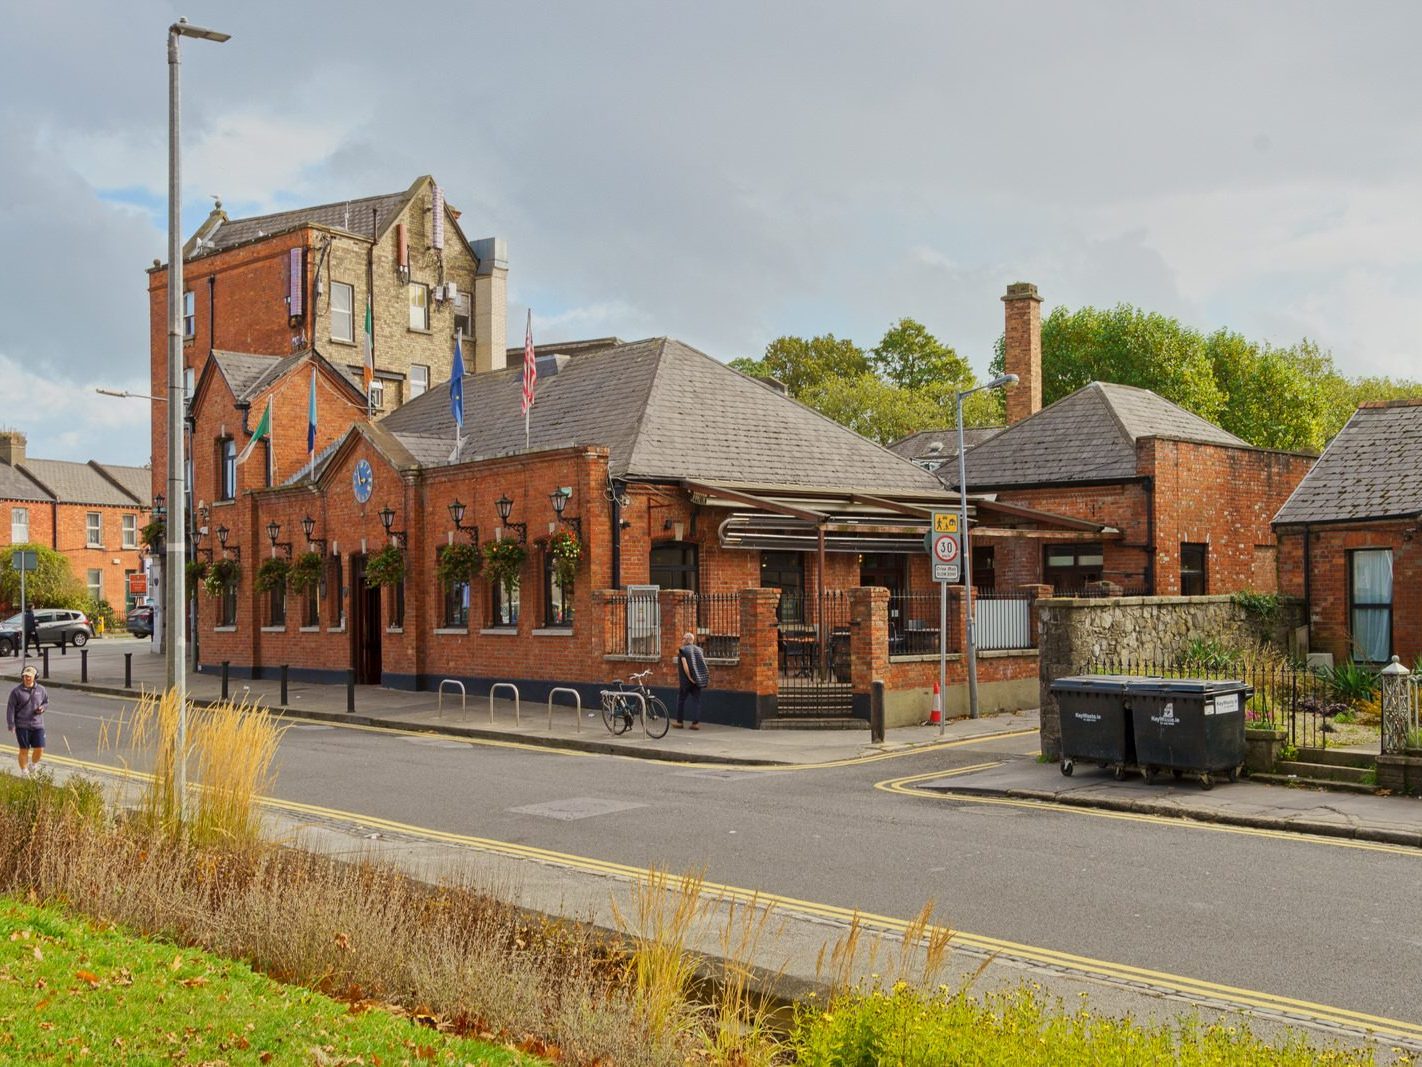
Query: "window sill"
260 625 286 633
479 627 519 636
532 627 573 637
122 544 138 552
328 337 357 348
327 626 346 634
386 626 404 634
407 327 432 336
86 544 103 550
214 625 237 633
212 499 235 508
434 627 468 636
298 626 320 633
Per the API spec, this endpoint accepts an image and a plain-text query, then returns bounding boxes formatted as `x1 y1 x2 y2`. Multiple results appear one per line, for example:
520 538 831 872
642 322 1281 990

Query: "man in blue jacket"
6 665 47 776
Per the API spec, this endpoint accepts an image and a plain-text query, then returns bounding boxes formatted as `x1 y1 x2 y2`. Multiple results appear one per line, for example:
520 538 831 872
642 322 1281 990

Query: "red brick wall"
1 499 146 617
1278 521 1421 666
983 482 1153 589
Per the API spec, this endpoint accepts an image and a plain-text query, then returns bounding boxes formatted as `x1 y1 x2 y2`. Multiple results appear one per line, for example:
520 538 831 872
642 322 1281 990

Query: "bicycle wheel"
602 692 629 735
643 695 670 738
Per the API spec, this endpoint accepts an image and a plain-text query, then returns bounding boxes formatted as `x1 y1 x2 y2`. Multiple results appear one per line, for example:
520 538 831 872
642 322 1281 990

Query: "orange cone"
927 681 943 726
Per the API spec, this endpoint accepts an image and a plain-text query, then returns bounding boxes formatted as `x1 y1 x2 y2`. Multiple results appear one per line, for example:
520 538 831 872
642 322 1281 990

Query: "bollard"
60 631 67 656
221 661 230 701
346 670 356 713
124 652 133 690
870 679 886 744
80 648 88 683
280 664 289 706
42 648 50 679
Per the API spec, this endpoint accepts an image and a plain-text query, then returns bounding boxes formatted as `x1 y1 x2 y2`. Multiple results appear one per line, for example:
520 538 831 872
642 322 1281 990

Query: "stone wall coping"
980 648 1039 659
1041 594 1303 608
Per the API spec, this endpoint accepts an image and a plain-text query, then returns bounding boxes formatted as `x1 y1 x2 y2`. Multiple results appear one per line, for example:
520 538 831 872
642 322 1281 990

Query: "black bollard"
221 660 230 701
346 670 355 713
42 648 50 679
870 679 886 744
80 648 88 683
124 652 133 689
280 664 289 706
60 631 67 656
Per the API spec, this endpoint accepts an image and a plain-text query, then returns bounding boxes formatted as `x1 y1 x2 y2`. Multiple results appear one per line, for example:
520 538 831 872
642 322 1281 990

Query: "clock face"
352 459 374 504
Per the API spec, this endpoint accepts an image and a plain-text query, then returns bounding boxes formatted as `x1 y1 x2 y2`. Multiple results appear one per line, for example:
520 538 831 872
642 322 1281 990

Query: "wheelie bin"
1050 675 1138 780
1126 679 1253 790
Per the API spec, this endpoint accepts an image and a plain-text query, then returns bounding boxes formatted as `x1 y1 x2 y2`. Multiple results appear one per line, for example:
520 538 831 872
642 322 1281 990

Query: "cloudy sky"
3 1 1420 463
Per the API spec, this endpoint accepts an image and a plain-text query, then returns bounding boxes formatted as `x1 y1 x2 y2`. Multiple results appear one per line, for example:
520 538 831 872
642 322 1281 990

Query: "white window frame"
330 281 354 343
122 513 138 549
87 568 103 603
409 363 429 399
369 379 386 410
183 290 195 338
408 283 429 331
86 512 102 547
10 507 28 544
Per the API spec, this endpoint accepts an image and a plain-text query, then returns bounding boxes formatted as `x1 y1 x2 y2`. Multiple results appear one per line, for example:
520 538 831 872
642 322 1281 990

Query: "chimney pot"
1001 282 1043 424
0 431 26 467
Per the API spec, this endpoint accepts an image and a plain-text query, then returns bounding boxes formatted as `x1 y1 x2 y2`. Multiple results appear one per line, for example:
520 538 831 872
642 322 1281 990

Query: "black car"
126 605 154 637
0 622 19 657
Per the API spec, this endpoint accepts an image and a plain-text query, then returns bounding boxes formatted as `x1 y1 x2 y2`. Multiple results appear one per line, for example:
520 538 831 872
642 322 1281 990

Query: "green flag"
236 398 272 465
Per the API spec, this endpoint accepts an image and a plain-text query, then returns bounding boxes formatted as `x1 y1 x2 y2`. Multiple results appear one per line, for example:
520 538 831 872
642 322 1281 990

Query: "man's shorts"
14 726 45 750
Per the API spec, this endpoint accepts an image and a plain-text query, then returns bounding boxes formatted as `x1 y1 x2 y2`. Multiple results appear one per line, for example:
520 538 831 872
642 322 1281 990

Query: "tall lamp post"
168 17 229 820
956 373 1017 720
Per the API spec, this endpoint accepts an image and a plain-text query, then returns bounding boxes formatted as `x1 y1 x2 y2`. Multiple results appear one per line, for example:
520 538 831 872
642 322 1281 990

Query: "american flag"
521 309 536 416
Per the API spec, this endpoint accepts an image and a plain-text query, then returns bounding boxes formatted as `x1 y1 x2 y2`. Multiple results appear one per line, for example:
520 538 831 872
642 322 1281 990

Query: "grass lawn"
0 896 543 1065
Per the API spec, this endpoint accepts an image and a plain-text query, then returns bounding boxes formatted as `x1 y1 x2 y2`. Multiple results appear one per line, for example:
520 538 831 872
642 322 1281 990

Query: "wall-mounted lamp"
192 525 212 561
549 486 581 538
266 519 292 559
153 493 166 520
300 514 327 553
378 505 407 548
494 494 526 543
216 524 239 560
448 498 479 543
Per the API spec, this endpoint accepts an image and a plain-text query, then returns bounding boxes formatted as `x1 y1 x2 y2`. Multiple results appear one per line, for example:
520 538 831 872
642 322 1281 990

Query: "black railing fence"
604 591 661 657
888 592 958 657
694 592 741 660
1079 653 1338 750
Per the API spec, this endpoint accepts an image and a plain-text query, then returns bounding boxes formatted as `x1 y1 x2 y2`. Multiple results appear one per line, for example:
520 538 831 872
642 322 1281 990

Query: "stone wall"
1036 594 1305 758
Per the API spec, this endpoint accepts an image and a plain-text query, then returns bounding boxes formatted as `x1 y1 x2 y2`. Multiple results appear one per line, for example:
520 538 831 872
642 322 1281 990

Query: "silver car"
2 609 95 648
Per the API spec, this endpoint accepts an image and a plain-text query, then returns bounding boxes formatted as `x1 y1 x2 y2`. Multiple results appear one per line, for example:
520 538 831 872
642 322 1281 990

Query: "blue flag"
450 333 465 430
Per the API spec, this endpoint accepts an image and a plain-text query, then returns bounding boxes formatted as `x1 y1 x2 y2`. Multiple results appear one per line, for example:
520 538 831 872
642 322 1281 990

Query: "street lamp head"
378 505 396 532
549 487 570 516
448 499 466 526
988 373 1019 390
301 515 315 540
266 520 281 546
495 494 514 522
215 525 229 547
171 19 231 42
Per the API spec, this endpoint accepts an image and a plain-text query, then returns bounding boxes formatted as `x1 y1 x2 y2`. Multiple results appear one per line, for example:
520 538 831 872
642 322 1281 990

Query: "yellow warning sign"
932 512 959 534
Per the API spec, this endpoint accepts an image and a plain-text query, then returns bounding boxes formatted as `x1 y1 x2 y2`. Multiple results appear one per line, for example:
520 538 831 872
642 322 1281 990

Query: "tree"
729 334 869 397
0 543 87 613
801 374 1011 446
871 318 974 392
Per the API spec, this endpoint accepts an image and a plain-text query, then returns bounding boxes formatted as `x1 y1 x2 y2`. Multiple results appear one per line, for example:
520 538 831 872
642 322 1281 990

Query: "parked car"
0 622 19 657
126 605 154 637
0 609 95 648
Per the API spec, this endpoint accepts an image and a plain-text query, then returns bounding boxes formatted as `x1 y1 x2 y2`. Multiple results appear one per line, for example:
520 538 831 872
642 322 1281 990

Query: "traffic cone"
926 681 943 726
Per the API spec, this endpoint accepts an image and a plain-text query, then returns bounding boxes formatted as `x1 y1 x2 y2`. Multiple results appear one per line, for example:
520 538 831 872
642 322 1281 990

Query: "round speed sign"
932 533 960 563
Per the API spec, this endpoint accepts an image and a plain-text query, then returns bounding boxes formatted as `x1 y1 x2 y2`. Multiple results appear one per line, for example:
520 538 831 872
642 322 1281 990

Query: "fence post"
346 670 356 713
221 661 230 700
80 648 88 683
124 651 132 689
1381 656 1412 756
870 679 885 743
41 648 49 679
60 631 67 656
280 664 289 706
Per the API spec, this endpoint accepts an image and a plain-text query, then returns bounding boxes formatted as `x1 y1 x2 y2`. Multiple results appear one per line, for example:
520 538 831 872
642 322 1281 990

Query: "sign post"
927 512 961 735
11 550 37 665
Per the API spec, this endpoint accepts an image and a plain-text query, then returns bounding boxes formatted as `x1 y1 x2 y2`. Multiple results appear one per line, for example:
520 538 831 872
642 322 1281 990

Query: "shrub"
1231 590 1281 625
1318 659 1378 703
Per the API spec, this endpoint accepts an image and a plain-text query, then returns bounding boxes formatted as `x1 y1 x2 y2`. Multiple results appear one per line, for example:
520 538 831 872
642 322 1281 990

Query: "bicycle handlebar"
629 669 654 682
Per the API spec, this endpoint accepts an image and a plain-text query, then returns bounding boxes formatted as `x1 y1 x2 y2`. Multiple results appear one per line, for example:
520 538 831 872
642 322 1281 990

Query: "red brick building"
948 284 1315 597
0 431 150 618
1273 399 1422 667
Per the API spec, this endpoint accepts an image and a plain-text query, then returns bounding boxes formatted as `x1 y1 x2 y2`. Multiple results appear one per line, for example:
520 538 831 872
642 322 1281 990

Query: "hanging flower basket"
202 558 241 598
436 542 482 586
254 557 291 593
141 520 165 549
482 538 527 592
536 529 581 587
288 551 324 593
185 559 209 597
364 545 406 588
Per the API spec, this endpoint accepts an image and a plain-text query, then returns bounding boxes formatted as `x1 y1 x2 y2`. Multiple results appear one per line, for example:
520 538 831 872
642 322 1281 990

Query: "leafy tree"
872 318 973 392
0 544 87 613
802 374 1010 446
730 334 868 397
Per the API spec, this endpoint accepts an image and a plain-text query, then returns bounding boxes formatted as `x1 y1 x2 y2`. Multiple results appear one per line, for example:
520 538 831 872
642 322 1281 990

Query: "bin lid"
1124 678 1253 697
1050 675 1142 694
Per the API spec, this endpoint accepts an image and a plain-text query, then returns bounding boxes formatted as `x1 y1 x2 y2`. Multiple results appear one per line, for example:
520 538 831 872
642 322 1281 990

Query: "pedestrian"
23 606 38 655
6 665 48 777
674 630 709 730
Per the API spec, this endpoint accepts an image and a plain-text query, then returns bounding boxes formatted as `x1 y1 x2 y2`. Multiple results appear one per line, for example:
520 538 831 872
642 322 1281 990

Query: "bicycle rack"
547 687 583 732
489 682 521 725
437 679 466 719
600 690 648 738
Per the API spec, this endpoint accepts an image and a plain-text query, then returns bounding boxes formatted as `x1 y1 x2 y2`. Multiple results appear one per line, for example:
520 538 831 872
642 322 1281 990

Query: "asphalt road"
16 688 1422 1044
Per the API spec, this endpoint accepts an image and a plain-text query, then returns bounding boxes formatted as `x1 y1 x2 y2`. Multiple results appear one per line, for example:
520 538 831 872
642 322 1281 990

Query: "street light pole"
167 17 229 821
956 373 1018 720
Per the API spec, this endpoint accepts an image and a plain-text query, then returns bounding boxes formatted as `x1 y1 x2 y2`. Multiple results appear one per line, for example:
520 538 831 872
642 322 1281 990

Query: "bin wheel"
1097 762 1109 770
1171 769 1184 781
1141 766 1154 785
1113 765 1127 782
1061 760 1074 777
1227 766 1239 784
1200 773 1214 791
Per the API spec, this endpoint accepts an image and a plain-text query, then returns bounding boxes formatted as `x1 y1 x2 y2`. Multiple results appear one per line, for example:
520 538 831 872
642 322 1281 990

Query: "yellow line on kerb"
15 751 1422 1043
876 770 1422 858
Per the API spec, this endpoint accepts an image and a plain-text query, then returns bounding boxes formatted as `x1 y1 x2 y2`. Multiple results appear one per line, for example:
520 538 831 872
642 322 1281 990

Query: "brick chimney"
1001 282 1042 425
471 237 508 373
0 430 26 467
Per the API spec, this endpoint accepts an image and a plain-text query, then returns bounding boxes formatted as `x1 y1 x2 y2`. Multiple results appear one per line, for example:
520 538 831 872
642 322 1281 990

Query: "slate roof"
0 458 149 508
376 337 944 492
97 464 151 507
888 427 1003 462
1273 400 1422 525
203 192 408 253
211 351 281 402
956 381 1249 488
0 463 49 503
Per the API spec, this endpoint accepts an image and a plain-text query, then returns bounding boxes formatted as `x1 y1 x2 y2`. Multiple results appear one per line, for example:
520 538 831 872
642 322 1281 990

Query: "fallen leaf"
31 946 41 961
113 968 133 986
75 970 100 987
333 932 350 951
414 1047 436 1062
170 954 183 971
258 1054 273 1065
34 997 50 1012
181 976 209 988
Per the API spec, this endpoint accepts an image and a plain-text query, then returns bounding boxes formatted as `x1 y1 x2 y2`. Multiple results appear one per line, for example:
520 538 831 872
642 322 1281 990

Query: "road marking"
876 771 1422 858
15 749 1422 1044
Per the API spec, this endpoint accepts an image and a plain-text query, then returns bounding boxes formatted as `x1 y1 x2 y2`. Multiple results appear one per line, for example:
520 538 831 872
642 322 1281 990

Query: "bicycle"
601 669 670 738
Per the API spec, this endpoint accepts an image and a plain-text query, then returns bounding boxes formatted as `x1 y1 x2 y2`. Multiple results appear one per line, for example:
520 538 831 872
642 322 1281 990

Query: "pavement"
10 635 1422 850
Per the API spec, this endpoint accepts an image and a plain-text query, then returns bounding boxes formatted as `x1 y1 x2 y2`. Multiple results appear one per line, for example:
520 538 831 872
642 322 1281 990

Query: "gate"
776 590 853 717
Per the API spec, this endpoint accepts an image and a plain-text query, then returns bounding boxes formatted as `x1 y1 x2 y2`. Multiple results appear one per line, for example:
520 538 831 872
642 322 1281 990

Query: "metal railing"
1080 653 1339 750
604 592 660 657
693 592 741 661
888 591 958 658
974 591 1032 651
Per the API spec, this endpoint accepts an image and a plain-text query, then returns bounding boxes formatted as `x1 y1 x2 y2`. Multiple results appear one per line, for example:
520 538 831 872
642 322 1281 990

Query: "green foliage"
1181 638 1243 670
1231 590 1281 625
0 543 87 611
800 373 951 445
202 558 240 598
362 545 406 588
253 557 289 593
792 982 1378 1066
731 334 869 397
1279 742 1300 762
186 559 210 596
482 538 527 592
140 519 165 549
1318 659 1378 703
872 317 973 392
287 551 324 593
535 529 581 587
435 541 482 586
1406 728 1422 751
86 598 117 633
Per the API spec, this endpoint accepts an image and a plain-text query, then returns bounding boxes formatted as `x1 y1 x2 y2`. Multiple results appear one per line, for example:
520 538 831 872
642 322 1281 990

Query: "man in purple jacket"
6 665 48 776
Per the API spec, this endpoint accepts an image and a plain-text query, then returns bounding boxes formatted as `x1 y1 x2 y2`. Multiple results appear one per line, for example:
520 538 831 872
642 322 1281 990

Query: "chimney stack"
0 430 26 467
471 237 508 374
1001 282 1042 425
